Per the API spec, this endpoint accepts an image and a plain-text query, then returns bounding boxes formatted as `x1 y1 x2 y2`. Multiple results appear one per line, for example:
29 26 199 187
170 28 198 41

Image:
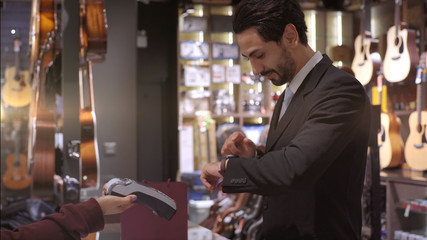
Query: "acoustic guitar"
78 0 107 189
2 35 31 107
383 0 418 83
2 118 32 190
376 70 404 169
351 0 381 87
78 60 100 189
29 0 56 75
27 26 57 200
405 52 427 171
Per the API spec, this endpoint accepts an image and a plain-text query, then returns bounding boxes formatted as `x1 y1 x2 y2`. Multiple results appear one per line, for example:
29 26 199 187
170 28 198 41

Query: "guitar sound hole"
394 37 400 46
417 123 422 133
422 124 427 144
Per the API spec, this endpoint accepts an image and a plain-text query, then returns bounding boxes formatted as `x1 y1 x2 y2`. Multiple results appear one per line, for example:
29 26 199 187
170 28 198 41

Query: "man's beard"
262 46 296 86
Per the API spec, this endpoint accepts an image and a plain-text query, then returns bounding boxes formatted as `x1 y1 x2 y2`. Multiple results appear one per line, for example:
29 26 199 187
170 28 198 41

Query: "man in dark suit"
200 0 371 239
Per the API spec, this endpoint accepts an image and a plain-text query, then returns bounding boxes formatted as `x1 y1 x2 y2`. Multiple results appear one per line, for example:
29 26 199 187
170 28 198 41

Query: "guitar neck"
79 60 95 111
394 0 401 35
13 38 21 79
418 67 427 123
416 84 422 122
360 0 372 35
401 0 408 25
377 74 384 107
13 129 21 166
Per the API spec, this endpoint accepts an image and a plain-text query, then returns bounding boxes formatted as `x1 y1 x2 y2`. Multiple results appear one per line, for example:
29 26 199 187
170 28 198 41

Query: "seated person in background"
1 190 136 240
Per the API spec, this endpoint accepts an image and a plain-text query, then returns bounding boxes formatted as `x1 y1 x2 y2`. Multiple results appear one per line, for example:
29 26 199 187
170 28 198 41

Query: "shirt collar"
287 51 322 94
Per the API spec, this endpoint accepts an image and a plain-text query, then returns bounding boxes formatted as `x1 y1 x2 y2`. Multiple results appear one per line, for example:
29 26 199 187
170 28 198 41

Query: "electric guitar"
383 0 419 83
2 118 32 190
78 0 107 189
351 0 381 87
405 52 427 171
377 70 404 169
2 35 31 107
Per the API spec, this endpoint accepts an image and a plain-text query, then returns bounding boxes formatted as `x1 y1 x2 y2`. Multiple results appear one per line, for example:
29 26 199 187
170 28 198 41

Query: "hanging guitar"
383 0 418 83
405 52 427 171
78 0 107 189
376 69 404 169
2 33 31 107
2 118 32 190
29 0 56 76
28 31 57 200
351 0 381 87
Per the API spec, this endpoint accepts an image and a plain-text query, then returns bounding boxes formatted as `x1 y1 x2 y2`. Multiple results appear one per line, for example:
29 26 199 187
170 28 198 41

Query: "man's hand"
96 195 136 215
221 132 256 158
200 161 223 194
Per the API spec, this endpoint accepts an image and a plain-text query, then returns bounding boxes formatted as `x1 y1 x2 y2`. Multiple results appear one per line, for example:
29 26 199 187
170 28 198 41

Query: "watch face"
182 16 208 32
180 41 209 60
212 42 239 60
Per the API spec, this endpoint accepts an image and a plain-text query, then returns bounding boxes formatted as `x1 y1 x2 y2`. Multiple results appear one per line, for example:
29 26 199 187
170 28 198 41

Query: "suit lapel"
269 90 285 130
265 55 333 152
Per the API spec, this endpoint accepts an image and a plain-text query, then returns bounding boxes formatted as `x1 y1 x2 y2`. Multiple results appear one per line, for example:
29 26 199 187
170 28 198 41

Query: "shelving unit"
177 4 281 127
381 169 427 239
177 3 284 172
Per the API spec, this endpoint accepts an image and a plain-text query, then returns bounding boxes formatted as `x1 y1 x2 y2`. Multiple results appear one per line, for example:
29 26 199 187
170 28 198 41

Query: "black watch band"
218 154 237 176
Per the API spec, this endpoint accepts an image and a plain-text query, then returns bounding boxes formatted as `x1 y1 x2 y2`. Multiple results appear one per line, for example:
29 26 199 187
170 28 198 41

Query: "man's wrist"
218 154 237 176
219 158 227 176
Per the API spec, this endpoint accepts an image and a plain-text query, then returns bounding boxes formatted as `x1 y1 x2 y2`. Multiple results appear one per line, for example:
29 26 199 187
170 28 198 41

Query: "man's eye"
242 56 249 61
256 54 264 59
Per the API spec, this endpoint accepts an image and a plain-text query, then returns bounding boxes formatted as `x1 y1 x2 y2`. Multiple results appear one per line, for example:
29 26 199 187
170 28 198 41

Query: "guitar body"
78 0 107 190
2 153 32 190
351 34 381 86
405 111 427 170
80 108 100 189
2 67 31 107
31 109 56 199
383 26 418 83
27 0 58 200
378 112 404 169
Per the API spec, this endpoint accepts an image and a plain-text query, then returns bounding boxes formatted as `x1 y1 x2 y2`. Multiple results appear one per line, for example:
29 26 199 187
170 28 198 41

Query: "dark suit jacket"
222 55 371 239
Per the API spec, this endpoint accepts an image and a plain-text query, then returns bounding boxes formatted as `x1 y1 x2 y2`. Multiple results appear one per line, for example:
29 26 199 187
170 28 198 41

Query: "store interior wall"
137 1 179 182
88 0 139 184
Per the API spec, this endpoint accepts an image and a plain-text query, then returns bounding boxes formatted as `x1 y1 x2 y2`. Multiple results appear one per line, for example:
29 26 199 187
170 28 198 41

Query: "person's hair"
232 0 308 45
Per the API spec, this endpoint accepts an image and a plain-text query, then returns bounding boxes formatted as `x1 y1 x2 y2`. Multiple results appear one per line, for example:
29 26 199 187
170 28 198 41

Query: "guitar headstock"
12 29 21 53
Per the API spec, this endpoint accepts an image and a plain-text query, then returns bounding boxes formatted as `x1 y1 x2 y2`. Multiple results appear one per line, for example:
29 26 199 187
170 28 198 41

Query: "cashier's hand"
95 185 137 215
221 132 256 158
200 161 223 194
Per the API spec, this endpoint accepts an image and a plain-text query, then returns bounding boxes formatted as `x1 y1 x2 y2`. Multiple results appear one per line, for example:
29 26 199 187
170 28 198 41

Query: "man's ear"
282 24 299 47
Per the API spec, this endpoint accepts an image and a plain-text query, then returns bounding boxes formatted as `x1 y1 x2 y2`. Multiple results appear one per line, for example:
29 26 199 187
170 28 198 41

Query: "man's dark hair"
232 0 308 45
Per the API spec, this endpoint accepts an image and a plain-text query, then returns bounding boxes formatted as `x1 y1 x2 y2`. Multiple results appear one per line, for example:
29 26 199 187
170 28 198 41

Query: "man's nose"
250 60 262 76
